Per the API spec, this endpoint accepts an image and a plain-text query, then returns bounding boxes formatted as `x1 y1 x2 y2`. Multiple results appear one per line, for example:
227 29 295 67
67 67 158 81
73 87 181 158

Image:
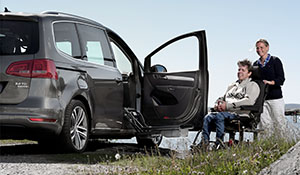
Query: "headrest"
250 66 262 80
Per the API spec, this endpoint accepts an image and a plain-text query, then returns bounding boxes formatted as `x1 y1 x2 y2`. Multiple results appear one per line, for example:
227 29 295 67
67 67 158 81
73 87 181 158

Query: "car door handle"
153 74 168 80
161 76 168 80
115 78 122 83
168 87 175 91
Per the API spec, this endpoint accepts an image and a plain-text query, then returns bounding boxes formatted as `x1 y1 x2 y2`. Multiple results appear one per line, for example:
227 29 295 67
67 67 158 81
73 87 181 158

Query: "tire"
60 99 89 153
136 134 163 147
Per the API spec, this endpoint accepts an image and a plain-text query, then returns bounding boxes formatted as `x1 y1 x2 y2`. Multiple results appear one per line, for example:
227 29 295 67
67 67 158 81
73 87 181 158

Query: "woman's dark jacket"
253 56 285 100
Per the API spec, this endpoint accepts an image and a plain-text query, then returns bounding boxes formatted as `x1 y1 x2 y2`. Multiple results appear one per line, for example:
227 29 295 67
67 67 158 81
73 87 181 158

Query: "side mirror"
150 64 167 73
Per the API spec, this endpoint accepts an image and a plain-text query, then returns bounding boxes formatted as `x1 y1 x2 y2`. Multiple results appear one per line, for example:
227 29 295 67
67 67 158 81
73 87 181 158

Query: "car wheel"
136 134 163 147
60 99 89 152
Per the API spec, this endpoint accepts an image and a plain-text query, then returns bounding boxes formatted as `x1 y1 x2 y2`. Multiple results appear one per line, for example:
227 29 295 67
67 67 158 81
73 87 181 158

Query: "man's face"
238 65 251 81
256 42 269 58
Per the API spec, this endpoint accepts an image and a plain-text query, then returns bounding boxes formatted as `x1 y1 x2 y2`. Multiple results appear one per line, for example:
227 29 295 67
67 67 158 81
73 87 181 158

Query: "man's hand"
216 101 226 112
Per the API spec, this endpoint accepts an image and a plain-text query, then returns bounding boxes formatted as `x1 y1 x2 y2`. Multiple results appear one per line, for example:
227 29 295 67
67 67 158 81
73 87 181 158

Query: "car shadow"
0 140 175 164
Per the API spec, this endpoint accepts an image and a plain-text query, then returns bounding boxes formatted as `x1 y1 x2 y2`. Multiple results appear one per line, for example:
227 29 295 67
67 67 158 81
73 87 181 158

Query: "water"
113 115 300 151
286 115 300 128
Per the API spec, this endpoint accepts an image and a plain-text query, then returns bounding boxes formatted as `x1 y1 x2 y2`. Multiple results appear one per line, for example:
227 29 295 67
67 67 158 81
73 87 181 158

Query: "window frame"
52 20 116 68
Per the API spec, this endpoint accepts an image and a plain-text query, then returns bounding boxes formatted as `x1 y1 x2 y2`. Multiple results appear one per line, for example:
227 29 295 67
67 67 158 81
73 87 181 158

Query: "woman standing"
254 39 288 138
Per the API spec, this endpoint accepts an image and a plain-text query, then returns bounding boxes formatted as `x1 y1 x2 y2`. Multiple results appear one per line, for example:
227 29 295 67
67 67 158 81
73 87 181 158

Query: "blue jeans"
201 112 237 144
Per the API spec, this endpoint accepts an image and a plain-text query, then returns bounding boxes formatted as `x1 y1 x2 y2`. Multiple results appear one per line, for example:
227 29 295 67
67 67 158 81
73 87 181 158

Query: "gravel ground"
0 141 172 175
0 162 139 175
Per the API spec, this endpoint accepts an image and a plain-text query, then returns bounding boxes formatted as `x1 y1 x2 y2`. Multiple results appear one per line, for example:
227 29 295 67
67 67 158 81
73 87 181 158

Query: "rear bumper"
0 113 62 139
0 124 60 140
0 99 63 140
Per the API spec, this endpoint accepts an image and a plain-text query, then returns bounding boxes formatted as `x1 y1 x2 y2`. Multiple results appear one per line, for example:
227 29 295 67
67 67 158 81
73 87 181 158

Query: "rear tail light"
6 59 58 80
5 60 32 78
29 118 57 122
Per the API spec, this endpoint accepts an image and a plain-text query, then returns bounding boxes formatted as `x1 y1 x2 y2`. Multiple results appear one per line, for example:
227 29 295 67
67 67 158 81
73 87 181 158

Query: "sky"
1 0 299 106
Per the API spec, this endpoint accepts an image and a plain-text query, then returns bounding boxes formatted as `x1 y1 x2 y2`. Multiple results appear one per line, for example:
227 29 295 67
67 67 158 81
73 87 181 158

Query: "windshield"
0 20 39 55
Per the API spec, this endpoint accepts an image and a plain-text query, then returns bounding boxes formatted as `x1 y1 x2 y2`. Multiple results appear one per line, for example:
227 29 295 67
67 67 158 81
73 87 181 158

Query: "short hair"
256 39 269 47
238 59 253 72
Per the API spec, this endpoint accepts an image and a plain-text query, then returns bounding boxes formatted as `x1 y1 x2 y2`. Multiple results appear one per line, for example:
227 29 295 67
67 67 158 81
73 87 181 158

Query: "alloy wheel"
70 106 88 150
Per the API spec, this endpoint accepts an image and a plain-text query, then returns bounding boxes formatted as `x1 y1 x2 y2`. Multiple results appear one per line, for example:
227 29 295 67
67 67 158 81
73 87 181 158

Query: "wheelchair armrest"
240 105 260 112
210 107 216 112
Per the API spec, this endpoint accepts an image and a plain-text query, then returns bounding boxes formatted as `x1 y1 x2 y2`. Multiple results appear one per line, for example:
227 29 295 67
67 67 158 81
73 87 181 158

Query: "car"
0 11 209 152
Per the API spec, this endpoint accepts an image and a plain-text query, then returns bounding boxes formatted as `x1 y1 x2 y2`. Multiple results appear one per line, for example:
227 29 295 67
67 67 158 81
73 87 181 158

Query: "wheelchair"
191 66 268 148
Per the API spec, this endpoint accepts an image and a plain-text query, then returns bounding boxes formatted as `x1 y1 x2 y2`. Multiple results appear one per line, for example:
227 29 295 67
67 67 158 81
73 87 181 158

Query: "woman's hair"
238 59 253 72
256 39 269 47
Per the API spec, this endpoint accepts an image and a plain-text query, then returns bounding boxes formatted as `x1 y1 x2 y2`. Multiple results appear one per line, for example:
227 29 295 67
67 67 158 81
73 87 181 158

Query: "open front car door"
143 31 208 131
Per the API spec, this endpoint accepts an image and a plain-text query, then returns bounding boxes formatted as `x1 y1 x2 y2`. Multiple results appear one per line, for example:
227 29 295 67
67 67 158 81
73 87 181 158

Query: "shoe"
214 138 226 150
191 139 209 152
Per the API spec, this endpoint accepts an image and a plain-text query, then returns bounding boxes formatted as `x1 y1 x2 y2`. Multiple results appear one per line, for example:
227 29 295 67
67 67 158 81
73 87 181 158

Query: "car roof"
0 11 106 29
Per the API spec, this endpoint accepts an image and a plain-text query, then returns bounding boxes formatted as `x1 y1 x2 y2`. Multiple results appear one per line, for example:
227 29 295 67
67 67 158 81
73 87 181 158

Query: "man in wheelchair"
199 59 260 149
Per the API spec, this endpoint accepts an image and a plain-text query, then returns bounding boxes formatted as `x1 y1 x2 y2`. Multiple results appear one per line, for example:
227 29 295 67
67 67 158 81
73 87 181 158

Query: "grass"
110 136 296 175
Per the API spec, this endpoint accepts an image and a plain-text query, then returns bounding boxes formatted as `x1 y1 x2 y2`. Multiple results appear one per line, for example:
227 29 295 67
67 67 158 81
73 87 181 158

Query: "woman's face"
256 42 269 58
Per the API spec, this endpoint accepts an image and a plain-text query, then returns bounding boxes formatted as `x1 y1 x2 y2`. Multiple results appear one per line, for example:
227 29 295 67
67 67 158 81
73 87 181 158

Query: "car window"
0 20 39 55
86 41 104 65
77 24 113 66
56 41 72 55
110 41 132 75
150 36 199 73
53 23 81 58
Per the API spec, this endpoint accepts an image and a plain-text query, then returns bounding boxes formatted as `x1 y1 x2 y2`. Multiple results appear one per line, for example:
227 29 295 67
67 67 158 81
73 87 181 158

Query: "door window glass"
86 41 104 65
110 41 132 74
56 41 72 55
53 23 81 58
150 37 199 73
77 24 112 66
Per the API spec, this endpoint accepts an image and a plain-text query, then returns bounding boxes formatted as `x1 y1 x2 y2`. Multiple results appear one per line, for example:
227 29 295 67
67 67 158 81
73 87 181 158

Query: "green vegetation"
111 137 296 175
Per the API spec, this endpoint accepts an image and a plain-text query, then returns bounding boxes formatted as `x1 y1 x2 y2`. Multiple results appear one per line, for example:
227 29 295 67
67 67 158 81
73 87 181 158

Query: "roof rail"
42 11 98 24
